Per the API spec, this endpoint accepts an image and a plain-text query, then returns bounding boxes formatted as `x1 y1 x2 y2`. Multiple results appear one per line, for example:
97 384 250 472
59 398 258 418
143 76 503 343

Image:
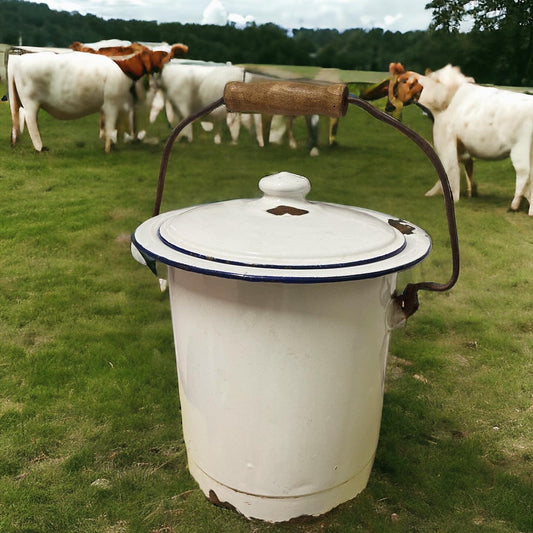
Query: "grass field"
0 71 531 533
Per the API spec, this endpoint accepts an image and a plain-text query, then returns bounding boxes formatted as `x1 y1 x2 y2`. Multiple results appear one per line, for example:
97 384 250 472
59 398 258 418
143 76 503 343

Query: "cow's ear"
389 62 405 75
153 51 169 71
140 50 152 72
171 43 189 58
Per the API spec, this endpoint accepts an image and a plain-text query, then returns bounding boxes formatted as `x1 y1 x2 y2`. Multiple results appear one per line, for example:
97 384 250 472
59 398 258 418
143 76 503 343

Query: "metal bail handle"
151 81 459 320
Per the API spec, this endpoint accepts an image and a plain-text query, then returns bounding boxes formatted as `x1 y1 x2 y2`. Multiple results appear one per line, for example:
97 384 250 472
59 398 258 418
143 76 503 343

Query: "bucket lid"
132 172 432 282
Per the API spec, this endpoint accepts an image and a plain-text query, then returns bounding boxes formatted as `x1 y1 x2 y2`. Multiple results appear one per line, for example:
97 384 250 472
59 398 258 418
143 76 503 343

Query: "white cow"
155 62 250 144
8 51 135 153
414 65 533 214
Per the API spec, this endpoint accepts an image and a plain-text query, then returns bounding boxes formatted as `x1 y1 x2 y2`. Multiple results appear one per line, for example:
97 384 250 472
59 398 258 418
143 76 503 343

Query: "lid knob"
259 172 311 201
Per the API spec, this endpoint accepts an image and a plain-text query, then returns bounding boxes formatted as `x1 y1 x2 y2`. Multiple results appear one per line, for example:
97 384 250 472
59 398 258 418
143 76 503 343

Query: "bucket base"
189 457 374 523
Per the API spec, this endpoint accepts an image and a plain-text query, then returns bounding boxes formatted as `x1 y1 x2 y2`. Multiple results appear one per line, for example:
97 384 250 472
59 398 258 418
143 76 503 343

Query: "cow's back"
444 84 533 158
161 64 224 116
12 52 132 120
160 63 206 108
197 65 245 103
196 65 245 121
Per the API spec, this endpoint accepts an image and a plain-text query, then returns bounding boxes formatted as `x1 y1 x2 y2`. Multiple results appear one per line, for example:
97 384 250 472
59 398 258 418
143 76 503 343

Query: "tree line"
0 0 531 86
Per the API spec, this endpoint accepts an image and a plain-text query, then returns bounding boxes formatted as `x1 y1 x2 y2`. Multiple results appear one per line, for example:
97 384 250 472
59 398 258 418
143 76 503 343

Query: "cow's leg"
458 142 476 197
426 131 461 201
101 106 120 153
149 89 166 123
15 107 26 137
99 111 105 139
329 117 339 146
179 123 194 142
165 99 179 126
529 147 533 216
129 106 137 141
509 140 532 214
226 112 241 145
10 106 22 145
119 106 137 142
253 114 265 147
213 119 222 144
10 102 22 144
8 62 23 145
22 104 45 152
261 114 273 147
287 117 297 149
462 157 476 198
305 115 320 156
170 102 193 142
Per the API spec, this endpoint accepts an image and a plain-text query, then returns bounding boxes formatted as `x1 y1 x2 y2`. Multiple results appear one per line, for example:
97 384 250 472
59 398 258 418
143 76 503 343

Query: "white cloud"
384 14 403 27
202 0 227 25
227 13 255 28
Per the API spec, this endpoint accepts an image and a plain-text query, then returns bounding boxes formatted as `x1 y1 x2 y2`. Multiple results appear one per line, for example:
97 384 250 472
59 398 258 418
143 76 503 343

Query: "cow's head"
416 64 475 112
386 62 423 114
148 43 189 73
170 43 189 58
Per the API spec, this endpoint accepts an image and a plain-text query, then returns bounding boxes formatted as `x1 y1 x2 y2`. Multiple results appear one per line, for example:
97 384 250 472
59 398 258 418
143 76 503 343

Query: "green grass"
0 71 532 533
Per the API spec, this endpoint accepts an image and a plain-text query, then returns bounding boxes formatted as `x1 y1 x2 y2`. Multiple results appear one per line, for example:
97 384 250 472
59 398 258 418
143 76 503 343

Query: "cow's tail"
7 53 24 144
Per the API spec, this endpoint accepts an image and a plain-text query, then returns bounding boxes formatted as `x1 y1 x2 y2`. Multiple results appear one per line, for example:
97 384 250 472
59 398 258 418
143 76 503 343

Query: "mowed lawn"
0 71 531 533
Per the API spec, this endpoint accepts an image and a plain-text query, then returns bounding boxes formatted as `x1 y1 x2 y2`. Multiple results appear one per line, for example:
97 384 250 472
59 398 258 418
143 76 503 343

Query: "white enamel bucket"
131 81 459 522
132 171 432 521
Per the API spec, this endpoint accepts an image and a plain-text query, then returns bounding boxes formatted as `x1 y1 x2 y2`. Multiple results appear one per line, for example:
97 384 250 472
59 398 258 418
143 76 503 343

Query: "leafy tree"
425 0 532 84
0 0 530 86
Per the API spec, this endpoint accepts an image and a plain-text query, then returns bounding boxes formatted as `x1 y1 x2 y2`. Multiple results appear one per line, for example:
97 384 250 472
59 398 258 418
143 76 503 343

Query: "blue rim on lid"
132 172 432 283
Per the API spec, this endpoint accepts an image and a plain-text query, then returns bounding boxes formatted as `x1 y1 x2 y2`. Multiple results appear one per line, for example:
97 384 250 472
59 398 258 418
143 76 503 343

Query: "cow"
69 41 188 81
154 62 254 145
387 63 533 214
8 51 135 152
70 41 188 142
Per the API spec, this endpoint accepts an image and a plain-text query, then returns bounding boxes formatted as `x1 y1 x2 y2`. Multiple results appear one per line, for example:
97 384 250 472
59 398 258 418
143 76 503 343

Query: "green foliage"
426 0 533 32
0 71 532 532
0 0 531 84
426 0 533 84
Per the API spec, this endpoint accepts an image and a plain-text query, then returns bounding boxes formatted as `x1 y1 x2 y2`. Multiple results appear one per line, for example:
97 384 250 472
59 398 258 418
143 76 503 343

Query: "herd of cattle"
5 40 339 156
3 40 533 215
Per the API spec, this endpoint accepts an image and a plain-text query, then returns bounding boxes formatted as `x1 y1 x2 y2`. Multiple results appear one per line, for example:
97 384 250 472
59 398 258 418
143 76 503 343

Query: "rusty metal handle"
224 81 348 117
345 95 460 318
151 81 459 320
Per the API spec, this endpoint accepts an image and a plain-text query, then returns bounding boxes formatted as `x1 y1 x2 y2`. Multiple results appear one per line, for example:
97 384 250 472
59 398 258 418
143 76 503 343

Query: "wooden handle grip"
224 81 349 118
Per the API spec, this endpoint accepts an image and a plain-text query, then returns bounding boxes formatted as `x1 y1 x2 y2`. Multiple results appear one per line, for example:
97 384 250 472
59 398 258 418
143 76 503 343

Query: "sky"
30 0 434 33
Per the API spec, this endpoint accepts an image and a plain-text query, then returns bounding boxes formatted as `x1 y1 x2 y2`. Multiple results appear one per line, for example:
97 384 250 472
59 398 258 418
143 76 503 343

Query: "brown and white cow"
69 41 188 81
70 41 188 142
